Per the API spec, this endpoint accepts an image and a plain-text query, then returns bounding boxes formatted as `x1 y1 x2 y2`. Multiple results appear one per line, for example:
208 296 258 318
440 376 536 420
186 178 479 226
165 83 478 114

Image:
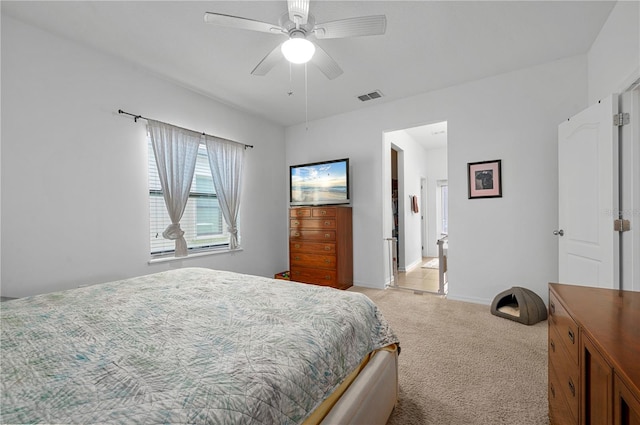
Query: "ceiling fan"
204 0 387 80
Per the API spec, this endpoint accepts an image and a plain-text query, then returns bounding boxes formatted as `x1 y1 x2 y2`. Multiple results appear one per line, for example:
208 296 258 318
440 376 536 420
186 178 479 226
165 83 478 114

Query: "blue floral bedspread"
1 268 398 424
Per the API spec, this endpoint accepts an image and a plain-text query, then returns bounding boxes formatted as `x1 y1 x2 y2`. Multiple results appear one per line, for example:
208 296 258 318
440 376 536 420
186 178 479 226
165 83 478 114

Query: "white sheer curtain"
204 136 245 250
147 120 201 257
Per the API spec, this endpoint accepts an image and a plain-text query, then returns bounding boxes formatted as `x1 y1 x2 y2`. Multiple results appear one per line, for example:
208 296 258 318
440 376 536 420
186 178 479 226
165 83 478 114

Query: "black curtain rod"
117 109 254 149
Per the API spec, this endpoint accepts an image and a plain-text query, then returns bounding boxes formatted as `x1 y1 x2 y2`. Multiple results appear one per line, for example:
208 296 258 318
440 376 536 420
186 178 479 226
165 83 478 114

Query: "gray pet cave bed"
490 287 547 325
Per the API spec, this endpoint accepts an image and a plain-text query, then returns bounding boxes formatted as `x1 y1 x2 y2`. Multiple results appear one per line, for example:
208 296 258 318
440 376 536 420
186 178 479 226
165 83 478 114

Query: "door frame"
421 177 427 258
558 94 619 288
620 87 640 291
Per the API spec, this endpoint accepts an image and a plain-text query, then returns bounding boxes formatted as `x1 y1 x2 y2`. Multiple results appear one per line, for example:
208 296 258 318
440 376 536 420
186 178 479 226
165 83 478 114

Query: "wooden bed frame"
321 346 399 424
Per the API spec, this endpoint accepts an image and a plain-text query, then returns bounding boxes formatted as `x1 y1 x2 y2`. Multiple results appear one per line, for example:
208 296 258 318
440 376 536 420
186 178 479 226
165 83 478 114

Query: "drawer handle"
568 329 575 344
324 246 331 251
549 301 555 315
295 256 300 261
324 221 331 226
550 338 555 353
324 233 330 238
568 379 575 397
321 211 327 215
294 232 300 237
295 244 301 249
550 383 556 399
293 221 299 225
324 259 330 263
324 275 331 280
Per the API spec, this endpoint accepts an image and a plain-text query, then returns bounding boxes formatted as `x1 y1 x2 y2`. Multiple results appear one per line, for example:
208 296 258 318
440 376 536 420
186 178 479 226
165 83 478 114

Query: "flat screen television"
290 158 350 206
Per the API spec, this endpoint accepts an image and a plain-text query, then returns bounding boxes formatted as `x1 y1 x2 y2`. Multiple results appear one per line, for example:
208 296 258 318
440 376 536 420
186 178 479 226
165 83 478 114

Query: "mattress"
0 267 399 424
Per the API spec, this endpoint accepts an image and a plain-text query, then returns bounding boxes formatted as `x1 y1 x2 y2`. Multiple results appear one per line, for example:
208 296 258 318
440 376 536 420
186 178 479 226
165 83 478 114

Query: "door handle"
553 229 564 236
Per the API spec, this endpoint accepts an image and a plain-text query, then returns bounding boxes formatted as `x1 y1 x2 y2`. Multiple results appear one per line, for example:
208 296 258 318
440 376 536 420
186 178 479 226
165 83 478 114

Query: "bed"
0 267 399 424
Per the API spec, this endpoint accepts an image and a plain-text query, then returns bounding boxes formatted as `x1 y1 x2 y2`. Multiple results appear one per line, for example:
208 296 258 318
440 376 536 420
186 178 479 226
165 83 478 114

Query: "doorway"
384 121 448 294
391 147 402 270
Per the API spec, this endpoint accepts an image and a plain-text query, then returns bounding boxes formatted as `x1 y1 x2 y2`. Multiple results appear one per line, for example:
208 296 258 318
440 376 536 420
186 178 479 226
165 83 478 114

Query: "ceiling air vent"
357 90 384 102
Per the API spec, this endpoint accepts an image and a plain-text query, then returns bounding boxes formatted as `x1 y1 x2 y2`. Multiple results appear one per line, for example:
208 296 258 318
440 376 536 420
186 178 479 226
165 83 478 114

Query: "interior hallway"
395 257 442 293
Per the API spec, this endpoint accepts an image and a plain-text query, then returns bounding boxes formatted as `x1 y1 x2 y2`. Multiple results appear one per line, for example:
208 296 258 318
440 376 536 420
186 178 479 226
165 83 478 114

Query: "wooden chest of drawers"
289 206 353 289
548 283 640 425
548 289 580 424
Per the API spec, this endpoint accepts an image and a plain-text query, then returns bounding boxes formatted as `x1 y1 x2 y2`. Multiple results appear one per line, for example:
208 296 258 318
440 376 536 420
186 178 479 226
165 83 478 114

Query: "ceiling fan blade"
310 45 343 80
288 0 310 25
251 44 284 76
314 15 387 39
204 12 284 34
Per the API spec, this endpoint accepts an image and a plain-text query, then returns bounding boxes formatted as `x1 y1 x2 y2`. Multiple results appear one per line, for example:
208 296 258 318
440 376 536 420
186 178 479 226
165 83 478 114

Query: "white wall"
587 0 640 103
286 55 588 303
1 16 288 297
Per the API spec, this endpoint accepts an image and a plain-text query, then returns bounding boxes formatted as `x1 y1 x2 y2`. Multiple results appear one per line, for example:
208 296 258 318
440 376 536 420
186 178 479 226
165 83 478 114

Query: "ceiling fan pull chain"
305 62 309 130
288 62 294 95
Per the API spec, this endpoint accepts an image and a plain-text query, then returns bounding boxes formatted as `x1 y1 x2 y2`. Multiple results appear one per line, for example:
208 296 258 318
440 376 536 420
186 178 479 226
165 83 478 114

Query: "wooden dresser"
548 283 640 425
289 206 353 290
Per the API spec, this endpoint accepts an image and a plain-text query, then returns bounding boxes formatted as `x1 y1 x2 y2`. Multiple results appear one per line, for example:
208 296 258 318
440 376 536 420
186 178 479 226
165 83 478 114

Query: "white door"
558 95 619 288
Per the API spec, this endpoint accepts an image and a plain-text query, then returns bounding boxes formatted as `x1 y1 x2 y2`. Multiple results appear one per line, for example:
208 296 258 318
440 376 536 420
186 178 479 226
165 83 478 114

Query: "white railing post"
437 236 448 294
385 237 398 287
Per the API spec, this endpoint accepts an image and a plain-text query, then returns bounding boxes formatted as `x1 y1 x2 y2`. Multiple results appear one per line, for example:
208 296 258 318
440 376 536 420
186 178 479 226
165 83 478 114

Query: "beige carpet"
349 286 549 425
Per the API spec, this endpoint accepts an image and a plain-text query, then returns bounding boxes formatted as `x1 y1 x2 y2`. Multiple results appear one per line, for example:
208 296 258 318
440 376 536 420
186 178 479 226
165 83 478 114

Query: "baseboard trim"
446 293 491 306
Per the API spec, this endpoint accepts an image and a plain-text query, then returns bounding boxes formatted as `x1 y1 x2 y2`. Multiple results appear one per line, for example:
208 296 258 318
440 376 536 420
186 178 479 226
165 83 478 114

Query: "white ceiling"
405 121 448 151
1 1 615 127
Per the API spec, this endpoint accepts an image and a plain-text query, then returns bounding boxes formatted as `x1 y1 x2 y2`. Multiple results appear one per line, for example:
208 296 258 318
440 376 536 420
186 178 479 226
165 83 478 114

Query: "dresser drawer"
312 207 336 217
290 252 336 269
549 324 580 421
290 267 337 286
290 208 311 218
290 241 336 254
290 230 336 241
290 218 336 230
549 359 577 425
549 291 579 363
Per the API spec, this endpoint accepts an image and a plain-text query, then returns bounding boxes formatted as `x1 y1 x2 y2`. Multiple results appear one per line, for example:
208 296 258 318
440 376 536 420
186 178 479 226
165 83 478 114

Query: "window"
195 175 222 236
149 140 231 256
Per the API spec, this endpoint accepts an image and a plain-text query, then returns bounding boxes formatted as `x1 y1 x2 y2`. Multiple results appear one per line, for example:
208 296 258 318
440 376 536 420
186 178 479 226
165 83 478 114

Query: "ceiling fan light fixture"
281 37 315 64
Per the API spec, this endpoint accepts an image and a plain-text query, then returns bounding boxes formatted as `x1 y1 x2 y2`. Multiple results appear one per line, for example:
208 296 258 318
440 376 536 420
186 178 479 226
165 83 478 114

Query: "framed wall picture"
468 159 502 199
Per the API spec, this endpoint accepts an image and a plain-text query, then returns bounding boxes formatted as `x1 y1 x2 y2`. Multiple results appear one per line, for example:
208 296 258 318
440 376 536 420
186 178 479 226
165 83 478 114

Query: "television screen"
290 158 349 206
